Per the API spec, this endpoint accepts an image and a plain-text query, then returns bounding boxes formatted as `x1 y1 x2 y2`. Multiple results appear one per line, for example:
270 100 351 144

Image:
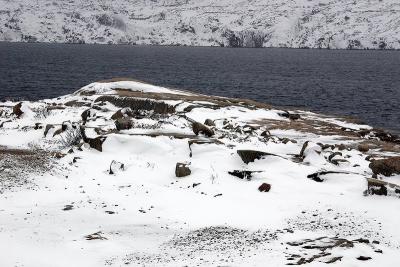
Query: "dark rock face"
115 118 133 131
204 119 215 127
258 183 271 192
369 157 400 176
237 150 268 164
192 122 215 137
96 96 175 114
13 102 24 118
175 163 191 177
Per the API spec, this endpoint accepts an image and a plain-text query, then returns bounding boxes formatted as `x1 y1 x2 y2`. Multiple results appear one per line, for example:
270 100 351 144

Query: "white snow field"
0 79 400 266
0 0 400 49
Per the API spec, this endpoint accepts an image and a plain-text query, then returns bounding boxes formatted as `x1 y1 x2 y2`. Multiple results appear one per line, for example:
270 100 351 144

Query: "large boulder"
175 163 191 177
192 122 214 137
369 157 400 176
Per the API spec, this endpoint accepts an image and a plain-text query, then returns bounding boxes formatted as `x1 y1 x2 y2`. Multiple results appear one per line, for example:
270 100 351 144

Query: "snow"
0 79 400 266
76 80 194 96
0 0 399 49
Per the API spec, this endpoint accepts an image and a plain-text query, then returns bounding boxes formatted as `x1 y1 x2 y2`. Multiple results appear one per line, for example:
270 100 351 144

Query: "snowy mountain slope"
1 0 399 49
1 79 400 266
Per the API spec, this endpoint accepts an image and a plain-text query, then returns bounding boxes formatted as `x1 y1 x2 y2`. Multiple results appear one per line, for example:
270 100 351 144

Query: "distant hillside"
1 0 399 49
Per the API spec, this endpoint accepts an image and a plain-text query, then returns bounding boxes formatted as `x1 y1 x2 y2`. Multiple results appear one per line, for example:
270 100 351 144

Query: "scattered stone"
369 157 400 176
175 163 191 177
258 183 271 192
192 122 214 137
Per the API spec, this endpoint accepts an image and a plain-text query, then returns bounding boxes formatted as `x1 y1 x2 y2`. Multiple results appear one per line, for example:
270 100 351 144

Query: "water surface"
0 43 399 133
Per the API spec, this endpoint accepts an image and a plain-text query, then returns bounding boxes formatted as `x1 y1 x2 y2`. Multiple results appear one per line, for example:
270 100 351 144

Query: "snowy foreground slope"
1 79 400 266
1 0 400 49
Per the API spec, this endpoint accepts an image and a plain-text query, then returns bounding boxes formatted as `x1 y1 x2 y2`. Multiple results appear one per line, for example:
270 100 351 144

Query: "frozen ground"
0 78 400 266
0 0 400 49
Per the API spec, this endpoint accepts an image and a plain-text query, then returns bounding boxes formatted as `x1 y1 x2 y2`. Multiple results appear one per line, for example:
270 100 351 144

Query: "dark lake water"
0 42 399 133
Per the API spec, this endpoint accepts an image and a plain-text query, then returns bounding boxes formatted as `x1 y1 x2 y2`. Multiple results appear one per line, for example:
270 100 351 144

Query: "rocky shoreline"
0 79 399 266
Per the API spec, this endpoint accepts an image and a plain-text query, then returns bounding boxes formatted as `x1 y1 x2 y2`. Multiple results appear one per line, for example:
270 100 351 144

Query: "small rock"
175 163 191 177
258 183 271 192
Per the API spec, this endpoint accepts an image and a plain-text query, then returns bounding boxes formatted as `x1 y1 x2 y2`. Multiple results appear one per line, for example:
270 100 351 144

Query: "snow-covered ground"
0 79 400 266
1 0 400 49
